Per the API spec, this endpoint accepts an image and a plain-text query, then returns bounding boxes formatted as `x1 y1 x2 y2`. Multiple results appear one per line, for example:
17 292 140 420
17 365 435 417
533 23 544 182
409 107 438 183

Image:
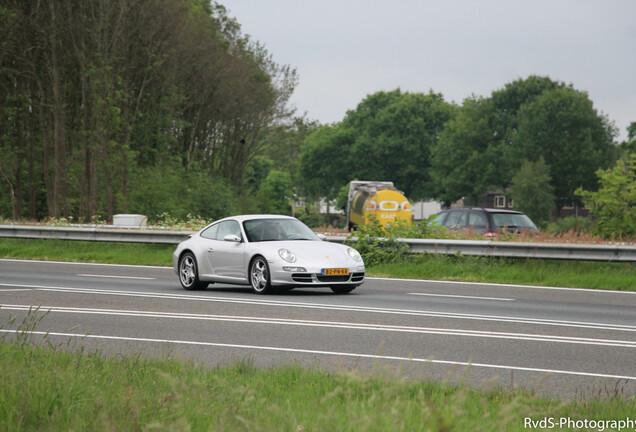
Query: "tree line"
0 0 295 222
299 77 634 227
1 1 633 230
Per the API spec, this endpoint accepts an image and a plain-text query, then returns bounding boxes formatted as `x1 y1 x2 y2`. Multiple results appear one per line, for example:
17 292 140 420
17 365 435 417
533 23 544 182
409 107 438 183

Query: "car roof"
440 207 524 215
216 214 297 223
481 208 524 214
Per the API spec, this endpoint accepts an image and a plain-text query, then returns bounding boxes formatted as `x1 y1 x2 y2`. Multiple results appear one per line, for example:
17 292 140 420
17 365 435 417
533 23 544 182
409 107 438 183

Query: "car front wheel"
179 252 207 291
250 256 272 294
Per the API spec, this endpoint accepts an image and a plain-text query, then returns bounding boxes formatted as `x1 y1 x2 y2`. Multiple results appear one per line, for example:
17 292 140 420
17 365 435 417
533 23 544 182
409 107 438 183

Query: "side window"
457 212 468 227
443 211 459 226
432 213 447 225
444 211 467 227
229 221 242 238
216 220 242 240
200 223 219 240
468 212 488 228
201 221 241 240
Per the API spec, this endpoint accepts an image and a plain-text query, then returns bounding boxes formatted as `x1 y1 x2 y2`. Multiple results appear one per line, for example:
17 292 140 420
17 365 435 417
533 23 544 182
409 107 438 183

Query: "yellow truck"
346 181 412 230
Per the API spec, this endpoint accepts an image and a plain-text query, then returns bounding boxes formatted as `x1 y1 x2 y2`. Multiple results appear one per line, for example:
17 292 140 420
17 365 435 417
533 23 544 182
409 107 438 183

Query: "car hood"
255 240 351 261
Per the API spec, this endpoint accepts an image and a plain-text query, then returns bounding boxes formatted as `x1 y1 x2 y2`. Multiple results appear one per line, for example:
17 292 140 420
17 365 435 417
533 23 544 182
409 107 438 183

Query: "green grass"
0 238 633 291
0 238 174 266
370 254 636 291
1 333 634 432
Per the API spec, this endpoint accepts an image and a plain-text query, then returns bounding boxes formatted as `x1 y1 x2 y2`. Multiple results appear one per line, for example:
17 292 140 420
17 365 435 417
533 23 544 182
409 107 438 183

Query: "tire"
330 285 357 294
178 252 207 291
250 256 273 294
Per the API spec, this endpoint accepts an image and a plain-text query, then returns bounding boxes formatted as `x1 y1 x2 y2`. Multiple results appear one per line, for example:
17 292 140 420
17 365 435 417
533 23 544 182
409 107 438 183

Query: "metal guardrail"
326 236 636 262
402 238 636 262
0 224 189 245
0 225 635 262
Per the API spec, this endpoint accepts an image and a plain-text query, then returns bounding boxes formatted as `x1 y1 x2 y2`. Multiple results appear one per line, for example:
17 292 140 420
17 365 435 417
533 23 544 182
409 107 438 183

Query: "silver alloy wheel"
180 254 196 288
250 257 270 294
179 253 206 290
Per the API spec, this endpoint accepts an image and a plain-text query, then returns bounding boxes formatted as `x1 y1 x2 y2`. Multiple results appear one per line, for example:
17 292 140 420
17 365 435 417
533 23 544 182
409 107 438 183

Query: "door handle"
207 248 214 252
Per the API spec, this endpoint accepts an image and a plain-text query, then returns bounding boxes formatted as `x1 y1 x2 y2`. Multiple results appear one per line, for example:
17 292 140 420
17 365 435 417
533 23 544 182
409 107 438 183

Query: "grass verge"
0 238 173 267
0 238 633 291
1 328 635 432
371 253 636 291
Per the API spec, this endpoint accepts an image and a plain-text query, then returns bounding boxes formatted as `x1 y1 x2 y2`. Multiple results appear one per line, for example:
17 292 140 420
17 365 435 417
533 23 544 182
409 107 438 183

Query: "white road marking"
2 328 635 381
408 293 514 301
0 304 636 348
2 258 635 296
368 276 636 295
1 282 636 333
0 258 168 269
77 274 156 280
3 303 636 348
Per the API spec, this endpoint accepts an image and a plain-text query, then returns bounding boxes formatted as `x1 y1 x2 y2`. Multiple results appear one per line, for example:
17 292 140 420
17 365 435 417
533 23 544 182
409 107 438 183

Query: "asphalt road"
1 258 635 398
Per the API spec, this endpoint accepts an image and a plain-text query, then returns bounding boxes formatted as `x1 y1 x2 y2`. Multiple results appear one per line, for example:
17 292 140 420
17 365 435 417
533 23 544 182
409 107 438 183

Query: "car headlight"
347 247 362 262
278 248 297 263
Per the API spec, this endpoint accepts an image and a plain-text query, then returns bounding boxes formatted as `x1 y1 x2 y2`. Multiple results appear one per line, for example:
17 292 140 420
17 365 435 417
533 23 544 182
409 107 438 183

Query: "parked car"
431 208 539 237
173 215 365 294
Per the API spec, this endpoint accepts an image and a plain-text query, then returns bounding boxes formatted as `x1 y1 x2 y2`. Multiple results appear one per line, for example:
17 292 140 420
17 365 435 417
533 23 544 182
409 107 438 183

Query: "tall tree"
299 124 355 201
431 76 617 211
431 76 562 206
431 96 498 205
514 87 617 210
345 90 455 200
618 122 636 157
509 157 555 226
0 0 297 222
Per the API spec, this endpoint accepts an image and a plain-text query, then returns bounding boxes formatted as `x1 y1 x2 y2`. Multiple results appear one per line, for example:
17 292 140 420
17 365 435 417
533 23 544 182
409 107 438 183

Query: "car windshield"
243 218 319 242
491 213 537 229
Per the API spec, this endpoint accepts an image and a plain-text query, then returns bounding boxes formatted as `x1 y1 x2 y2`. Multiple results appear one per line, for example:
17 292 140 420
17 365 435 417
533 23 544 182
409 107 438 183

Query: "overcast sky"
225 1 635 141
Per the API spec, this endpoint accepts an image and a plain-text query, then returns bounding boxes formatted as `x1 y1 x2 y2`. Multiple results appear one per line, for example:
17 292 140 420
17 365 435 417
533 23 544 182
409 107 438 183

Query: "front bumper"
269 264 365 287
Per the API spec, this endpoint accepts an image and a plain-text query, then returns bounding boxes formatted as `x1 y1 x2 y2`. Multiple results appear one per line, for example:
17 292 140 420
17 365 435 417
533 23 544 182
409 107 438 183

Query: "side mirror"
317 233 327 241
224 234 241 243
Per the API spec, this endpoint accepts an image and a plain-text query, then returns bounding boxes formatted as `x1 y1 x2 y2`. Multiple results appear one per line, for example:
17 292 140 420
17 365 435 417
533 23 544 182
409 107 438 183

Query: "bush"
296 206 325 228
346 218 409 266
346 216 450 266
576 154 636 239
545 216 594 235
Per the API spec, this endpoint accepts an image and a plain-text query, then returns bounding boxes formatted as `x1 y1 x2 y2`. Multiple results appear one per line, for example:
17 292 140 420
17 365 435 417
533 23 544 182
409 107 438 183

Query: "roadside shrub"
576 154 636 239
346 216 450 266
296 206 325 228
346 218 409 266
151 213 213 230
545 216 595 235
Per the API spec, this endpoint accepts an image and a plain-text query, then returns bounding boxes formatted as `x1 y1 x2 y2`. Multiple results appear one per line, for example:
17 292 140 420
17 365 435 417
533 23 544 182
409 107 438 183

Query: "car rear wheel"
179 252 207 291
250 256 272 294
330 285 357 294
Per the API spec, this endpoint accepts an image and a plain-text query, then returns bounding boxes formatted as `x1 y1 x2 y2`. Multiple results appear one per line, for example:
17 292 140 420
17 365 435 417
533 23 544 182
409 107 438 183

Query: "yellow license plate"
322 268 349 276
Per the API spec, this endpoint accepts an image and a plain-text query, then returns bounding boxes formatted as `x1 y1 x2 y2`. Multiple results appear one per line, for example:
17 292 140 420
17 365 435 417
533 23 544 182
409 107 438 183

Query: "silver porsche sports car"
173 215 365 294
